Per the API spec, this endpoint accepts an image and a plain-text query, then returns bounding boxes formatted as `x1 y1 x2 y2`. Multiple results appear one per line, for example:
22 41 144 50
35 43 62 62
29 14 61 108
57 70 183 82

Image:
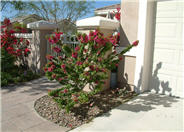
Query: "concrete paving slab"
70 93 184 132
1 121 22 132
1 77 68 132
23 120 69 132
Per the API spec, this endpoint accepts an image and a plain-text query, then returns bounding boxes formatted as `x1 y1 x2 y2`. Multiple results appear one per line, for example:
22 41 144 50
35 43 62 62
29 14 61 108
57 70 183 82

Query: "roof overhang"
27 20 57 30
76 16 119 30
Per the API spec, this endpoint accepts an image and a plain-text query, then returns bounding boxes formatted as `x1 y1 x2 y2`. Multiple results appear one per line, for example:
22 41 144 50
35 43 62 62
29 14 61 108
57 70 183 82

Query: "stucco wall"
118 0 139 91
120 0 139 46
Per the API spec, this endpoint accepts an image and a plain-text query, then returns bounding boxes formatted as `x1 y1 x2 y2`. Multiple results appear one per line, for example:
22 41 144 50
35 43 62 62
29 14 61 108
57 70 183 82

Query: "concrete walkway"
1 77 183 132
1 77 69 132
71 93 184 132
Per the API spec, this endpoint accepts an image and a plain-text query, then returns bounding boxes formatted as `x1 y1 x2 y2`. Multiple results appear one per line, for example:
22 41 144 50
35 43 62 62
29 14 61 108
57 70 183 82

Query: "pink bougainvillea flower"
89 65 95 71
58 78 63 81
51 64 56 69
93 44 98 49
77 33 82 40
4 18 11 26
83 49 88 53
119 56 123 60
16 49 22 56
61 64 66 69
97 50 101 55
115 13 121 21
75 46 80 51
71 95 78 102
117 7 121 12
101 68 106 72
46 55 54 60
9 30 15 34
1 25 6 28
132 40 139 46
20 38 24 42
81 35 88 43
48 61 54 65
44 67 47 72
85 72 89 76
68 124 73 128
24 48 30 55
74 97 78 102
52 74 56 79
48 67 53 72
26 40 29 45
58 56 62 60
98 57 102 62
72 52 78 58
63 89 68 93
53 46 61 53
115 63 119 67
6 46 14 51
94 29 99 36
89 31 94 41
113 51 117 54
54 32 63 40
90 102 94 107
76 61 83 66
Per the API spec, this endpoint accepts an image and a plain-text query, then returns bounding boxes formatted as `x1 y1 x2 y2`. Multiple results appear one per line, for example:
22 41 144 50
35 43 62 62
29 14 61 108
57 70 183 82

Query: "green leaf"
62 45 72 56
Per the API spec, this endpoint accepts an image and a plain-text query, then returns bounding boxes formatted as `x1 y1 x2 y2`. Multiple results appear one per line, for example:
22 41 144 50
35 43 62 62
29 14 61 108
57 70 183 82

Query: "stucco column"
118 0 139 91
134 1 157 93
27 20 57 73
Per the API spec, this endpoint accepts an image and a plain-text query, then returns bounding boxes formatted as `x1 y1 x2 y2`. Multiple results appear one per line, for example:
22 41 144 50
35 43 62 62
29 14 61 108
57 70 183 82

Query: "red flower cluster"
132 40 139 46
114 8 121 21
53 46 61 53
0 18 31 58
46 55 54 60
48 32 63 44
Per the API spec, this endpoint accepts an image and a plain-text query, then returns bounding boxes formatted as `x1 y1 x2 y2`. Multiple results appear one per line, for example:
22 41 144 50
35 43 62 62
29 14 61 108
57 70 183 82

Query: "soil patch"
34 89 137 129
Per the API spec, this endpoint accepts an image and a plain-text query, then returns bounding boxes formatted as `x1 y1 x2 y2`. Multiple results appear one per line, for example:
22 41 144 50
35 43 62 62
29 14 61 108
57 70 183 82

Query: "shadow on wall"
119 24 130 46
119 73 132 91
134 62 172 96
149 62 172 95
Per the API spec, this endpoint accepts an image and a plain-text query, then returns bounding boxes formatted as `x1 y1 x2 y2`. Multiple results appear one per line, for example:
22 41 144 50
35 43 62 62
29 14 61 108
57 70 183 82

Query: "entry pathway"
71 93 184 131
1 77 69 132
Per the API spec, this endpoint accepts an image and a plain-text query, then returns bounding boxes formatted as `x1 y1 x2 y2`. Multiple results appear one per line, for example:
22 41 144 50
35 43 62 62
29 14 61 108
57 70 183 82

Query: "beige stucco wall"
118 0 139 91
118 56 136 91
120 0 139 46
28 30 54 73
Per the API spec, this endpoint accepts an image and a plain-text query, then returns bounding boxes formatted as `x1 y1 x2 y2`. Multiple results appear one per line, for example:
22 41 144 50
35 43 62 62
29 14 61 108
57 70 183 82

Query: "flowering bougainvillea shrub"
1 18 30 68
1 18 39 86
44 29 139 112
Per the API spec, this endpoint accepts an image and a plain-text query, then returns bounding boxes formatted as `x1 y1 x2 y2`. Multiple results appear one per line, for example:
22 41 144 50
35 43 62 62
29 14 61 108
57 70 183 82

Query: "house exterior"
76 0 183 98
25 0 183 98
11 14 77 34
95 4 120 20
120 0 184 98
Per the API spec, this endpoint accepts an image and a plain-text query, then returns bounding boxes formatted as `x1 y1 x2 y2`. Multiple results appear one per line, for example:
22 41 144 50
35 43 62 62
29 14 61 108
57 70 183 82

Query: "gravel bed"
34 89 136 129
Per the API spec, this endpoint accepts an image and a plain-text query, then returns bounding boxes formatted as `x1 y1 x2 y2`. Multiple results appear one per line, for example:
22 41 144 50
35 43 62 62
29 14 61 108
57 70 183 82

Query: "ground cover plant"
44 29 139 112
1 18 40 86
